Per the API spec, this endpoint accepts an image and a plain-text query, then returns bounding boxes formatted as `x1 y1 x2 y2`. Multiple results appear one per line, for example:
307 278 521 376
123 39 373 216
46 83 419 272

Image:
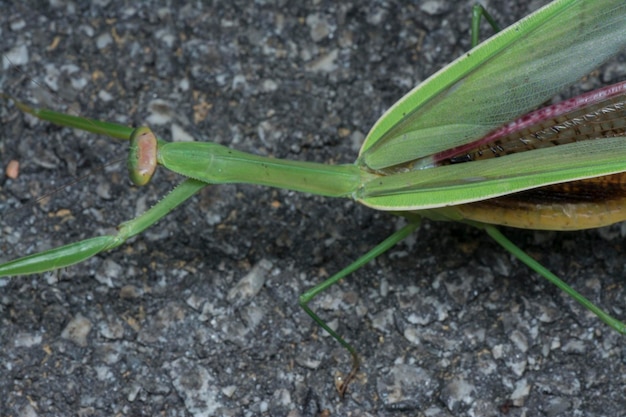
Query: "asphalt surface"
1 1 626 416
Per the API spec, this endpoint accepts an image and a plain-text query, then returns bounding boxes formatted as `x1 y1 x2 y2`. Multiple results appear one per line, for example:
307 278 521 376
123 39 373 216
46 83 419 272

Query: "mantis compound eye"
128 126 158 186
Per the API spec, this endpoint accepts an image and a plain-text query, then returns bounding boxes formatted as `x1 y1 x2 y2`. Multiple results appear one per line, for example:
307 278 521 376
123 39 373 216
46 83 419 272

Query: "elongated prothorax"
157 140 366 198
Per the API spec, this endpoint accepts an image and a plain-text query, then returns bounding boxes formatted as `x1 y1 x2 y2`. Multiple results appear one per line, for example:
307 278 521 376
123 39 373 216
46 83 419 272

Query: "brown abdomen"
454 173 626 230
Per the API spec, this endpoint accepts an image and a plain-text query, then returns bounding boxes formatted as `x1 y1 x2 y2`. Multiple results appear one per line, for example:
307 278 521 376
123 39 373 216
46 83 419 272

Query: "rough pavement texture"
1 1 626 416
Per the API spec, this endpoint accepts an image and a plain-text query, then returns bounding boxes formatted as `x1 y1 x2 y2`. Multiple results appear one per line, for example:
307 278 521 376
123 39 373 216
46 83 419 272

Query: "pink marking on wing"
433 80 626 163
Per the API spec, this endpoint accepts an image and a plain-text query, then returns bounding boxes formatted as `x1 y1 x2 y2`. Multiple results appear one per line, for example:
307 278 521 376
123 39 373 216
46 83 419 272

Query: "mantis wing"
359 0 626 172
359 137 626 210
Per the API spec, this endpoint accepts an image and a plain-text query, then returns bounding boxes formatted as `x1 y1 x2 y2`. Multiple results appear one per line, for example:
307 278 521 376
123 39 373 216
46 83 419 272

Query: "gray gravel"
1 0 626 416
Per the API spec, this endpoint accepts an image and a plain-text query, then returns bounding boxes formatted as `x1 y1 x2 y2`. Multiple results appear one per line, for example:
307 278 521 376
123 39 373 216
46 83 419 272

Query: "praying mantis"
1 0 624 414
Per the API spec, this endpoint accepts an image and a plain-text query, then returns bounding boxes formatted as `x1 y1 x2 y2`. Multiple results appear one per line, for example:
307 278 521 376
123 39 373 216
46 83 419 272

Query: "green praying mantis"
2 0 626 401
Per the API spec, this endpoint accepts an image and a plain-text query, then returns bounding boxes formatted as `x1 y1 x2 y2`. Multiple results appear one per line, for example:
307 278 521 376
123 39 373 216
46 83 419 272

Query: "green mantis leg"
298 219 421 396
471 4 501 48
478 223 626 334
0 179 207 276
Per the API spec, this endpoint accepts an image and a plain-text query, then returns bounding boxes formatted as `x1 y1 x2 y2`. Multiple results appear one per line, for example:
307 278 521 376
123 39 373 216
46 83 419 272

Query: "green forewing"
358 137 626 210
359 0 626 171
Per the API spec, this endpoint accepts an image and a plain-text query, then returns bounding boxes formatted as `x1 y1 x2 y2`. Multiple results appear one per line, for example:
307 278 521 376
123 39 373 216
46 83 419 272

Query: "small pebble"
6 160 19 179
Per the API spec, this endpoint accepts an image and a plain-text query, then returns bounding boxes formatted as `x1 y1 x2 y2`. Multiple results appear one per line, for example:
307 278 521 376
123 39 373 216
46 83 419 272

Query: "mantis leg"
298 219 421 396
478 224 626 334
471 4 501 48
0 179 207 276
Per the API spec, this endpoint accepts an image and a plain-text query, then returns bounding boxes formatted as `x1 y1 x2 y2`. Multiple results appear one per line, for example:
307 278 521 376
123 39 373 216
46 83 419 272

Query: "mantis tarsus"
3 0 624 414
